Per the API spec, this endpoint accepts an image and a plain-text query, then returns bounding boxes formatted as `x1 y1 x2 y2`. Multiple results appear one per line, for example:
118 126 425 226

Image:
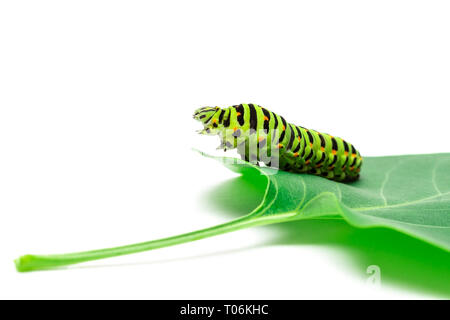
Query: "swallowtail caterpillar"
193 104 362 182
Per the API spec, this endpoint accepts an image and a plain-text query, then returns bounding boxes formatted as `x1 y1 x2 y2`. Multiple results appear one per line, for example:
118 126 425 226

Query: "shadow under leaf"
202 175 450 298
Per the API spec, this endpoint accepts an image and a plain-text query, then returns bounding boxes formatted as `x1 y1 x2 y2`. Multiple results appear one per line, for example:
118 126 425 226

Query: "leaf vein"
379 159 404 206
352 191 450 212
432 161 442 195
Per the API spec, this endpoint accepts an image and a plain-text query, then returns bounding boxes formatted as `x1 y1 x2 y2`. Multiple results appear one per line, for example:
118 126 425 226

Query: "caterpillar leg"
240 152 250 162
216 140 234 152
237 139 260 165
335 172 347 182
322 170 335 180
197 128 213 135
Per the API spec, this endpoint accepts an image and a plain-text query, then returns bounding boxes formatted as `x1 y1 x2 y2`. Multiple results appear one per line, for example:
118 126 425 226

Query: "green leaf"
14 151 450 272
215 151 450 251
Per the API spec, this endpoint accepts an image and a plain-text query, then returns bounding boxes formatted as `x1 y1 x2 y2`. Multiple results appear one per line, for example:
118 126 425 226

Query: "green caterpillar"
193 103 362 182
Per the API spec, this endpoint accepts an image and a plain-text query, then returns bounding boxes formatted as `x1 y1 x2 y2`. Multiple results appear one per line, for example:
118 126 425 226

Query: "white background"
1 1 449 299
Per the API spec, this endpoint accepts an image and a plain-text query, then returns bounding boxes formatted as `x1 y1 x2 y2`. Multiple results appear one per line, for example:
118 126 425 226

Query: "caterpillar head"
193 106 221 135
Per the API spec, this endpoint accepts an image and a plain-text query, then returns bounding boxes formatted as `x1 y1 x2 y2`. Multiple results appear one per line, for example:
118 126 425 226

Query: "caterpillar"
193 104 362 182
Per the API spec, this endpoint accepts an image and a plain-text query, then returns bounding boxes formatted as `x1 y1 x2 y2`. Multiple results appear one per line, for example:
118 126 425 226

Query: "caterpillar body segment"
193 104 362 182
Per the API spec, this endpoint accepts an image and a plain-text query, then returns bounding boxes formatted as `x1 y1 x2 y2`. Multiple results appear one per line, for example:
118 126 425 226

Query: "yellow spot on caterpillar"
258 136 265 142
282 125 286 131
212 119 217 123
264 116 269 121
332 149 337 155
305 160 311 165
320 147 325 152
293 152 299 157
352 153 357 157
236 112 241 116
310 143 313 148
277 143 284 149
350 166 355 171
344 151 349 156
297 136 301 142
233 127 238 131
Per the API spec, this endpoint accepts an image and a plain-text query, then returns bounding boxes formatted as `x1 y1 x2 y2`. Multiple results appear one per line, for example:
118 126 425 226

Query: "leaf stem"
15 212 296 272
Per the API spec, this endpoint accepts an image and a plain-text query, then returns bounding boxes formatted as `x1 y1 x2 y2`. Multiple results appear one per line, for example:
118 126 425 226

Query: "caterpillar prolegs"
193 104 362 182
